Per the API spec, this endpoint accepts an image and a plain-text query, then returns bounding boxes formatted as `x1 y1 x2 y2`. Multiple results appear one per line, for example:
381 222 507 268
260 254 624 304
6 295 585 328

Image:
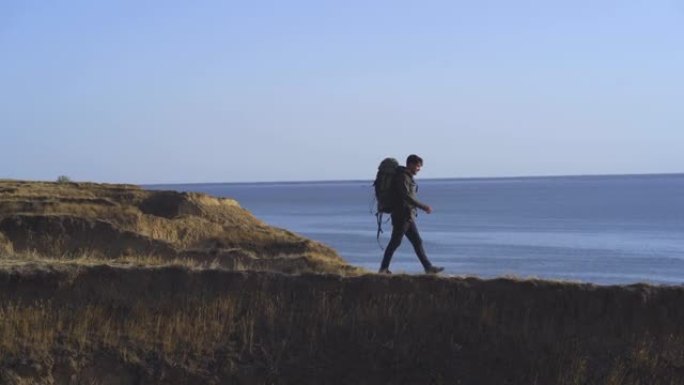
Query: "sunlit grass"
1 263 682 384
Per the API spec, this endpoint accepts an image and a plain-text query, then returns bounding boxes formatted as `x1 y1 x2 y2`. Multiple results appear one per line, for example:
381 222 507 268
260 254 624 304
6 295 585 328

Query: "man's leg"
404 221 432 270
380 219 409 271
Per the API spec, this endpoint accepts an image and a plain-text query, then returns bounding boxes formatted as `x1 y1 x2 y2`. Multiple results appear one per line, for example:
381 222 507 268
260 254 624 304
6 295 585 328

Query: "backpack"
373 158 400 248
373 158 400 214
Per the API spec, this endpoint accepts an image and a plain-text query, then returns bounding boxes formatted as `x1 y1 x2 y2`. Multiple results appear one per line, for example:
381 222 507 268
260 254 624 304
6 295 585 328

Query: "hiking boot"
378 268 392 275
425 266 445 275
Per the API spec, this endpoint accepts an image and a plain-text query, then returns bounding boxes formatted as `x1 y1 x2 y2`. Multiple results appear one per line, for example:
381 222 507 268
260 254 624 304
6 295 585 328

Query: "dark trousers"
380 216 431 270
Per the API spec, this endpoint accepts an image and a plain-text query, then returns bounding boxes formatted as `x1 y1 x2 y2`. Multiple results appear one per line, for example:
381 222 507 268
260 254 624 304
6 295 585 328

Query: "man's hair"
406 154 423 166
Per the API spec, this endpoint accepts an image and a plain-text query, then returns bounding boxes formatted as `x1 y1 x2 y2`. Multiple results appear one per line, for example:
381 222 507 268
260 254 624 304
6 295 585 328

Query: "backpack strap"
376 212 391 250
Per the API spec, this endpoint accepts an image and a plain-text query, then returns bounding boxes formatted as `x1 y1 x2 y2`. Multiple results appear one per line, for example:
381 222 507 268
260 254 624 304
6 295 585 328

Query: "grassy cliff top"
1 263 683 384
2 180 684 384
0 180 360 275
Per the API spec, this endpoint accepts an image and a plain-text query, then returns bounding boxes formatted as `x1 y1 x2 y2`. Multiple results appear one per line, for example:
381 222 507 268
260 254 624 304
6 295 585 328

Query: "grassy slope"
0 180 359 275
1 181 683 384
1 263 683 385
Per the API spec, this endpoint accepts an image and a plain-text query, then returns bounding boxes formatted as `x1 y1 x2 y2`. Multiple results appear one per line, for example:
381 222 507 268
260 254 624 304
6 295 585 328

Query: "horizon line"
142 171 684 187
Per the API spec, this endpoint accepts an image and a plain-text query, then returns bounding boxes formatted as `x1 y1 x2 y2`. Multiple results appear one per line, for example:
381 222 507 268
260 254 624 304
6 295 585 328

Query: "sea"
148 174 684 286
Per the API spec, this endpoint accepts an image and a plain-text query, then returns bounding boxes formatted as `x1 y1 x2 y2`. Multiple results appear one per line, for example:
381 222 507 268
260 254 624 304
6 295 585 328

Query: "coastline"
1 180 683 384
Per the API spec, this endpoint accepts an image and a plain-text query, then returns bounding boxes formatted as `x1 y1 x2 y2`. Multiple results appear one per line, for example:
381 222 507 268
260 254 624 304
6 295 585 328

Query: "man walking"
379 154 444 275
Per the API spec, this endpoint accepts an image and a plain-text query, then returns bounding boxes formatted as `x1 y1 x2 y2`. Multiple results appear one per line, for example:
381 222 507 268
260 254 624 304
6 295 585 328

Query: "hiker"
379 155 444 275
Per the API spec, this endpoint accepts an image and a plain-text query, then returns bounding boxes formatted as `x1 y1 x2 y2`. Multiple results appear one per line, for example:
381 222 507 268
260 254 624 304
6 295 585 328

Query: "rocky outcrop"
0 180 355 274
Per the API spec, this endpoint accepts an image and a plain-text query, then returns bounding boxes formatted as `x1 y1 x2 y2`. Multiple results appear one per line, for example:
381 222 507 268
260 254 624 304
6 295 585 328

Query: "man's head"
406 154 423 176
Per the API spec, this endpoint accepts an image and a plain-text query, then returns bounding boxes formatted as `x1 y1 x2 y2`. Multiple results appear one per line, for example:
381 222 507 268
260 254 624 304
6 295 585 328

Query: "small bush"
56 175 72 184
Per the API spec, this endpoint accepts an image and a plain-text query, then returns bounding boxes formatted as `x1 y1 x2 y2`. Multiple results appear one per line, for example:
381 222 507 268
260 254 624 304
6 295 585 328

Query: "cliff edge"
1 265 683 384
0 180 357 274
1 180 683 385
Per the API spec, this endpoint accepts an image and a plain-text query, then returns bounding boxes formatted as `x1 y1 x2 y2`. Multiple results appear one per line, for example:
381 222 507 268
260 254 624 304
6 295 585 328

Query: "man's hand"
423 205 433 214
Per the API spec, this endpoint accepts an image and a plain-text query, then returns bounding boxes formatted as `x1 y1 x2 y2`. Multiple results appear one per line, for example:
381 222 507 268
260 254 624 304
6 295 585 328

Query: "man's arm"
398 174 432 213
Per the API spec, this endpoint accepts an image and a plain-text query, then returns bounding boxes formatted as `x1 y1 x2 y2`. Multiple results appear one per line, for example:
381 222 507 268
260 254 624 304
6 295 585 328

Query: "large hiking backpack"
374 157 400 214
373 158 400 248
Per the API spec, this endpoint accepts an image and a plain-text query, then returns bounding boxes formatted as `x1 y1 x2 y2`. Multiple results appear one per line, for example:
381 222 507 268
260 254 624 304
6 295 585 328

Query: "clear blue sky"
2 0 683 183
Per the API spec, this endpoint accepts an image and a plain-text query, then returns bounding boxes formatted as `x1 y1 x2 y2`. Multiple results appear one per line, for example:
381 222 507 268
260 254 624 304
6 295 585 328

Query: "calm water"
148 174 684 285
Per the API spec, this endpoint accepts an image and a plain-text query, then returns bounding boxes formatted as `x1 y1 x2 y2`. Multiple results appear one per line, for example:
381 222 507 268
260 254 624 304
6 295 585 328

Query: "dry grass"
0 180 356 275
0 249 363 278
0 250 216 270
2 180 683 383
1 265 683 384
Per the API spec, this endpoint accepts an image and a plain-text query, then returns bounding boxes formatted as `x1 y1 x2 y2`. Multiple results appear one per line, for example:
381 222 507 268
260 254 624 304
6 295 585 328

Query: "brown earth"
0 180 358 274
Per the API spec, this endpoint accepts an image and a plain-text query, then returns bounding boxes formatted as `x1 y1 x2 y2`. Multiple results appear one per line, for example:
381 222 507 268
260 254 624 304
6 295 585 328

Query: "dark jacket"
391 166 428 220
